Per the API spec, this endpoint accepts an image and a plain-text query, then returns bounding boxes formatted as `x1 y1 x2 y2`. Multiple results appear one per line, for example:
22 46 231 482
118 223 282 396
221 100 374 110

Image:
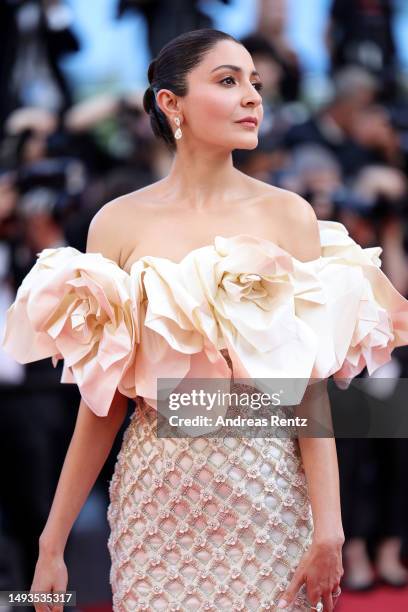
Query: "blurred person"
0 173 18 226
18 187 67 252
117 0 231 57
3 27 408 612
276 143 343 221
337 386 408 591
18 157 87 254
351 104 404 168
62 90 162 183
3 152 86 285
232 129 290 182
336 339 408 593
0 107 62 177
61 91 165 247
8 127 51 168
4 106 58 140
2 103 118 180
0 178 79 602
326 0 398 100
0 105 94 252
284 65 385 178
346 165 408 295
380 212 408 296
0 0 80 138
385 98 408 177
104 93 161 186
234 141 344 221
256 0 301 101
2 95 169 201
0 172 25 386
332 167 408 591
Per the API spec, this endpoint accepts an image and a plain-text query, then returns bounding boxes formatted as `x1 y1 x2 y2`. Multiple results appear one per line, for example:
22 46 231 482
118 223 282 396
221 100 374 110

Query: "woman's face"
176 39 264 151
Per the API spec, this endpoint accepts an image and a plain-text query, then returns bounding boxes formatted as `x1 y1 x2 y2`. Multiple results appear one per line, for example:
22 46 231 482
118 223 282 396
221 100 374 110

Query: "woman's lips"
237 121 257 128
235 117 258 128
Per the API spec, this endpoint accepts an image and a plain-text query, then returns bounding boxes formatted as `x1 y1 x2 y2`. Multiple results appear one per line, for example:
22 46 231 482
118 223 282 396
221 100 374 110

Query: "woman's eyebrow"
210 64 260 77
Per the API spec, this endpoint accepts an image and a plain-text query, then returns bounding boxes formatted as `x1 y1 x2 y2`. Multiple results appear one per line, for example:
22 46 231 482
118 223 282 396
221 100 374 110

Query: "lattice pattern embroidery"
107 395 314 611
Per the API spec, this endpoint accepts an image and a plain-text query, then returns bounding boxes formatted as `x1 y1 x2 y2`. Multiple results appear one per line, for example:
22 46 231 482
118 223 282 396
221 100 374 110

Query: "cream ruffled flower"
317 220 408 382
3 219 408 420
126 237 322 415
2 247 138 416
199 234 323 382
125 254 233 414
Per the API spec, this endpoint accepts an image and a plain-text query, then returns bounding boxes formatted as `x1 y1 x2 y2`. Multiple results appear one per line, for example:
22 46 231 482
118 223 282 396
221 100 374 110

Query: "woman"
3 29 408 612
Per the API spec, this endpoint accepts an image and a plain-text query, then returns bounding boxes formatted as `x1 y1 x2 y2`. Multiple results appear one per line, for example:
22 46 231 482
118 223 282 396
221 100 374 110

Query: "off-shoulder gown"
3 220 408 611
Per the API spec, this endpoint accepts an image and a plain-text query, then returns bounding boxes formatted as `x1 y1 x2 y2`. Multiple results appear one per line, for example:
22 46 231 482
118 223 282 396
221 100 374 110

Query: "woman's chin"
233 137 259 150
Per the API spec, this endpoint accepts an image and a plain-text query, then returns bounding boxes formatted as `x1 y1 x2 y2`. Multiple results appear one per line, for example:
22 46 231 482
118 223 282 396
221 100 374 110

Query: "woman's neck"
163 145 242 210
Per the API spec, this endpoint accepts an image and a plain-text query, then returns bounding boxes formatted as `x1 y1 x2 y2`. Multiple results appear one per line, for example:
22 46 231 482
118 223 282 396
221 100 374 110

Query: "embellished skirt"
107 393 315 611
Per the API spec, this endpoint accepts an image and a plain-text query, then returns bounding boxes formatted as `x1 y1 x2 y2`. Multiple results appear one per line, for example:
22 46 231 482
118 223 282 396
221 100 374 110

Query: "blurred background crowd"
1 0 408 610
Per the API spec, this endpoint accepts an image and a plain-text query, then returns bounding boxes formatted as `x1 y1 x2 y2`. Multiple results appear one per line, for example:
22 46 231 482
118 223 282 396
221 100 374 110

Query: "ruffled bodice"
2 219 408 417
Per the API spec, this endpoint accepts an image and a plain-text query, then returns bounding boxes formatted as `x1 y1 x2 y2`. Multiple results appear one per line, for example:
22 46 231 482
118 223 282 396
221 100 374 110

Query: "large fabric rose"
1 247 138 416
203 234 322 383
316 220 408 382
125 253 232 412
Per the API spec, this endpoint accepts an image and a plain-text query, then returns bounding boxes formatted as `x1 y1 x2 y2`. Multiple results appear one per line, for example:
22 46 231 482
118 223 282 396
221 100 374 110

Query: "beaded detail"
107 388 314 611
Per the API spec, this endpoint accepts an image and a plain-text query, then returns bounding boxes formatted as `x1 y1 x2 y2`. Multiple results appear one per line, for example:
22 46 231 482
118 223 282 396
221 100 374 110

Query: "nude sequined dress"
107 392 314 611
3 219 408 611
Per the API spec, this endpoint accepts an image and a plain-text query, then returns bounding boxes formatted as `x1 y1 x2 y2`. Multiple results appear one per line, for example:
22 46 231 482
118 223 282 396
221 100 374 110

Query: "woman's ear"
155 89 183 124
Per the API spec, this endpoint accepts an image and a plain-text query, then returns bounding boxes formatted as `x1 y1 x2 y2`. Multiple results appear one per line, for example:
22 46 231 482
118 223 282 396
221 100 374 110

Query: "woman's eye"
220 76 236 86
220 77 264 93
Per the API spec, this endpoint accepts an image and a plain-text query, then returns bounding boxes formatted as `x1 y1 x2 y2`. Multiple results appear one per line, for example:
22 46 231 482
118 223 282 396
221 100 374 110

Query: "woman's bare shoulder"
86 184 160 261
242 174 305 205
245 177 321 262
238 173 305 207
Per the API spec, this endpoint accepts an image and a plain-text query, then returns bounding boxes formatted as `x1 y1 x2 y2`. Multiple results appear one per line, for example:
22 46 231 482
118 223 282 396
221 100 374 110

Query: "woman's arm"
297 380 344 543
298 435 344 545
39 198 130 556
280 197 344 541
277 198 344 538
276 197 344 610
38 391 128 556
276 384 344 610
30 200 134 611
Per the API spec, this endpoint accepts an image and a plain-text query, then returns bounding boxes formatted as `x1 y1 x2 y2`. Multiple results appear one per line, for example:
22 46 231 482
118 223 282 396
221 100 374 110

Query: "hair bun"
142 85 156 114
147 58 157 84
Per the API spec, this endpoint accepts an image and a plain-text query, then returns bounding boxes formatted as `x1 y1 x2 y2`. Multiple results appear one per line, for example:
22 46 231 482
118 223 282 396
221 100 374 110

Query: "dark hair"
143 28 241 151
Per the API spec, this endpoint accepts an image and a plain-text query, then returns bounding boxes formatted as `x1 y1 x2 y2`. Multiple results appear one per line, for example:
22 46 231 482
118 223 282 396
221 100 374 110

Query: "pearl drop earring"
174 116 183 140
